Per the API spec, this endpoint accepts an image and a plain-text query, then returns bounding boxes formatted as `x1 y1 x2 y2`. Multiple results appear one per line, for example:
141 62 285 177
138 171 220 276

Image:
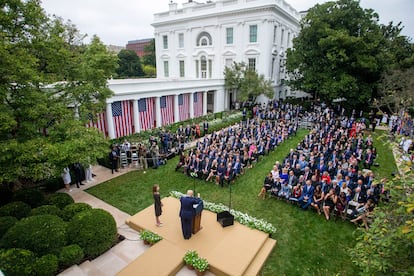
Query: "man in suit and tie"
179 190 201 239
299 180 314 210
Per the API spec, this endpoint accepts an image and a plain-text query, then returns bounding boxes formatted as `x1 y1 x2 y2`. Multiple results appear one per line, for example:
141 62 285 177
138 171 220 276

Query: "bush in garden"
31 205 62 217
67 209 117 258
46 192 74 209
58 244 84 267
44 176 64 192
62 202 92 221
13 188 45 208
0 248 35 276
0 201 31 219
0 216 18 238
1 215 67 256
32 254 59 276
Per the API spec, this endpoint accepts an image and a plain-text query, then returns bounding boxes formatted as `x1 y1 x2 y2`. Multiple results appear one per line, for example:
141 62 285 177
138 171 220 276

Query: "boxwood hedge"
0 201 31 219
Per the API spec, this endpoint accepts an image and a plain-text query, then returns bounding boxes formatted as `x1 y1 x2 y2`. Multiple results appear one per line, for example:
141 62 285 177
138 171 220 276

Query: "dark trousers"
180 217 193 239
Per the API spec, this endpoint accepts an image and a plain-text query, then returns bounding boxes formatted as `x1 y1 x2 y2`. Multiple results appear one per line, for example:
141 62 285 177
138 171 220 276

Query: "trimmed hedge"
62 202 92 221
13 188 45 208
32 254 59 276
0 216 18 238
0 248 35 276
67 209 117 258
0 201 31 219
31 205 62 218
59 244 84 267
46 192 74 209
1 215 67 256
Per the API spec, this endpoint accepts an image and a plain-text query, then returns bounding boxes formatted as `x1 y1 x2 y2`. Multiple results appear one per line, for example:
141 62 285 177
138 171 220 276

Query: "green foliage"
31 205 62 217
183 250 199 265
67 209 117 258
116 49 144 78
224 62 274 102
43 176 64 192
32 254 59 276
46 192 74 209
139 230 162 244
0 216 18 238
0 248 35 276
142 64 156 78
286 0 408 109
0 201 31 219
62 202 92 221
0 215 67 256
0 0 117 187
192 257 209 272
142 39 156 67
58 244 84 267
13 189 45 208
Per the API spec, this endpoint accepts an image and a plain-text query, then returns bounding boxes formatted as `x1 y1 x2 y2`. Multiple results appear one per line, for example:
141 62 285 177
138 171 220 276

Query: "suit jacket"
302 184 315 198
179 196 199 219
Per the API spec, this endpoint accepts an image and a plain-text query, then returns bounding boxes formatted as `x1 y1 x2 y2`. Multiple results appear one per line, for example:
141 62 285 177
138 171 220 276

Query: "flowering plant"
192 257 209 272
139 230 162 244
169 191 276 235
183 250 198 266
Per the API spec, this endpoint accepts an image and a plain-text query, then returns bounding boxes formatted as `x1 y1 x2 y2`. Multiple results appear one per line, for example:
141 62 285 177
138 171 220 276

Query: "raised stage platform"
118 197 276 276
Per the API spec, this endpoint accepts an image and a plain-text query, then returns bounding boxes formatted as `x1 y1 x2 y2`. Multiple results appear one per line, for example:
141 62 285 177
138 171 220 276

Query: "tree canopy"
224 62 274 103
0 0 117 188
286 0 410 110
116 49 144 78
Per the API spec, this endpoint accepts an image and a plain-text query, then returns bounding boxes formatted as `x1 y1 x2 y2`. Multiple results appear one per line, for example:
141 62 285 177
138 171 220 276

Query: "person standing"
153 184 163 227
150 141 160 169
109 146 119 174
61 167 72 192
179 190 200 239
73 162 84 188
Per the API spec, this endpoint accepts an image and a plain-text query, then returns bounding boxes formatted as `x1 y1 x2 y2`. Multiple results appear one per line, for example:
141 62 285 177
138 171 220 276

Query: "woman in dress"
153 184 163 227
258 172 273 199
335 192 347 220
206 159 218 182
323 187 337 220
61 167 72 192
311 185 324 215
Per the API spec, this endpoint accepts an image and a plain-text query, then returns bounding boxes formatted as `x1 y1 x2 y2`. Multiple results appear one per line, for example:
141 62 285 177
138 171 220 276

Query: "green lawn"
87 129 396 275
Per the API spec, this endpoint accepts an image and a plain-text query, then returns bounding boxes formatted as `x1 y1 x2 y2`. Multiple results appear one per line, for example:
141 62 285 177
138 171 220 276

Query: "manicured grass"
87 128 396 275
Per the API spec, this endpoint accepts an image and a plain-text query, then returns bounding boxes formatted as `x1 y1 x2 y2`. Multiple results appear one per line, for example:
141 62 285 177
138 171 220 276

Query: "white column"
133 99 140 133
106 102 115 139
174 94 180 123
155 96 161 128
189 92 194 119
203 91 208 115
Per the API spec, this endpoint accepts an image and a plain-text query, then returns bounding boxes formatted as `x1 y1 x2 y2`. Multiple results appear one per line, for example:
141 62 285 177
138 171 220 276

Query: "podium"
191 200 203 234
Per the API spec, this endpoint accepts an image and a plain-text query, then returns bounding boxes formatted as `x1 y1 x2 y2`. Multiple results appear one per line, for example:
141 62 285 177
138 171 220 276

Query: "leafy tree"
350 161 414 274
286 0 406 109
224 62 274 103
143 65 156 78
142 38 156 68
0 0 117 188
116 49 144 78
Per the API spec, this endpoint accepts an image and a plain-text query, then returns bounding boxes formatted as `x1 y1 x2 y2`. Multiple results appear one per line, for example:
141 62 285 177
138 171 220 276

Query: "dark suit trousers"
181 217 193 239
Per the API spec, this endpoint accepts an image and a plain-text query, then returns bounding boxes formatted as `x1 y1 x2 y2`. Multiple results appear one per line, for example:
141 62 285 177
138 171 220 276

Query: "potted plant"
192 257 209 275
183 250 198 270
139 230 162 245
148 232 162 245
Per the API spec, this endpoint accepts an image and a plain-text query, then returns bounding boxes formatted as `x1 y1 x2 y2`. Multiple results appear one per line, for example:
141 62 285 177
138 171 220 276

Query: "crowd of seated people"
259 104 385 227
175 101 301 187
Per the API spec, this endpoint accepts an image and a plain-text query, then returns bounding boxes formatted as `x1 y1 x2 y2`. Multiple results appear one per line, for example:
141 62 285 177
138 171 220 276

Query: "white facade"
152 0 303 99
102 0 305 139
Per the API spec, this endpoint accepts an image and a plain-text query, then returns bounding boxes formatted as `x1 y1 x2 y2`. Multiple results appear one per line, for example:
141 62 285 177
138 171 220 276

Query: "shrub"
44 177 64 192
0 201 31 219
183 250 199 266
139 230 162 245
59 244 84 267
67 209 117 258
62 202 92 221
1 215 67 256
32 254 59 276
0 216 18 238
13 188 45 208
31 205 62 218
0 185 13 207
0 248 35 276
46 192 74 209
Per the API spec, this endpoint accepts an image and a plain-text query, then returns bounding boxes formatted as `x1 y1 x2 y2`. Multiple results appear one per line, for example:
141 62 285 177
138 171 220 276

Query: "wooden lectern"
191 200 203 234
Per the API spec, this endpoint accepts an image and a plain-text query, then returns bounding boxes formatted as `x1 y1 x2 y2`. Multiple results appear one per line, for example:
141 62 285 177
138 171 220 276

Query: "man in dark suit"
299 180 314 210
179 190 201 239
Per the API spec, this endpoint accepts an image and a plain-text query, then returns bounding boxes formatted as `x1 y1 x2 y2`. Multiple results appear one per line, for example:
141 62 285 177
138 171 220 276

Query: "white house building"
101 0 304 139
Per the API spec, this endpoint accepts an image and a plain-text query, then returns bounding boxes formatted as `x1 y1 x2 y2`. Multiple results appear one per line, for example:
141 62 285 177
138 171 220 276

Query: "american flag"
138 98 155 131
193 92 203 117
160 95 174 126
178 93 190 121
112 101 133 138
86 112 108 136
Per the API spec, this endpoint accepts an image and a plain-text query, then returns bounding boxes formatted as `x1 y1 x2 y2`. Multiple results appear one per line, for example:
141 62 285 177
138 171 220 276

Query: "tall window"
208 59 212 78
163 61 169 77
163 35 168 49
195 60 199 78
248 58 256 71
226 27 233 44
178 33 184 48
287 32 291 48
273 26 277 44
280 29 284 46
179 60 185 77
249 25 257 43
200 56 207 79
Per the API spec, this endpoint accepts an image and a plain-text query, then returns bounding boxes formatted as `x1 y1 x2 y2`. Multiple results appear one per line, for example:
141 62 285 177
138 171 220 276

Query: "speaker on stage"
217 211 234 227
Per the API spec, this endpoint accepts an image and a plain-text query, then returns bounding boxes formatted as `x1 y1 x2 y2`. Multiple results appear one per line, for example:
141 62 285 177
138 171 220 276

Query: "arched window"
196 31 212 46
